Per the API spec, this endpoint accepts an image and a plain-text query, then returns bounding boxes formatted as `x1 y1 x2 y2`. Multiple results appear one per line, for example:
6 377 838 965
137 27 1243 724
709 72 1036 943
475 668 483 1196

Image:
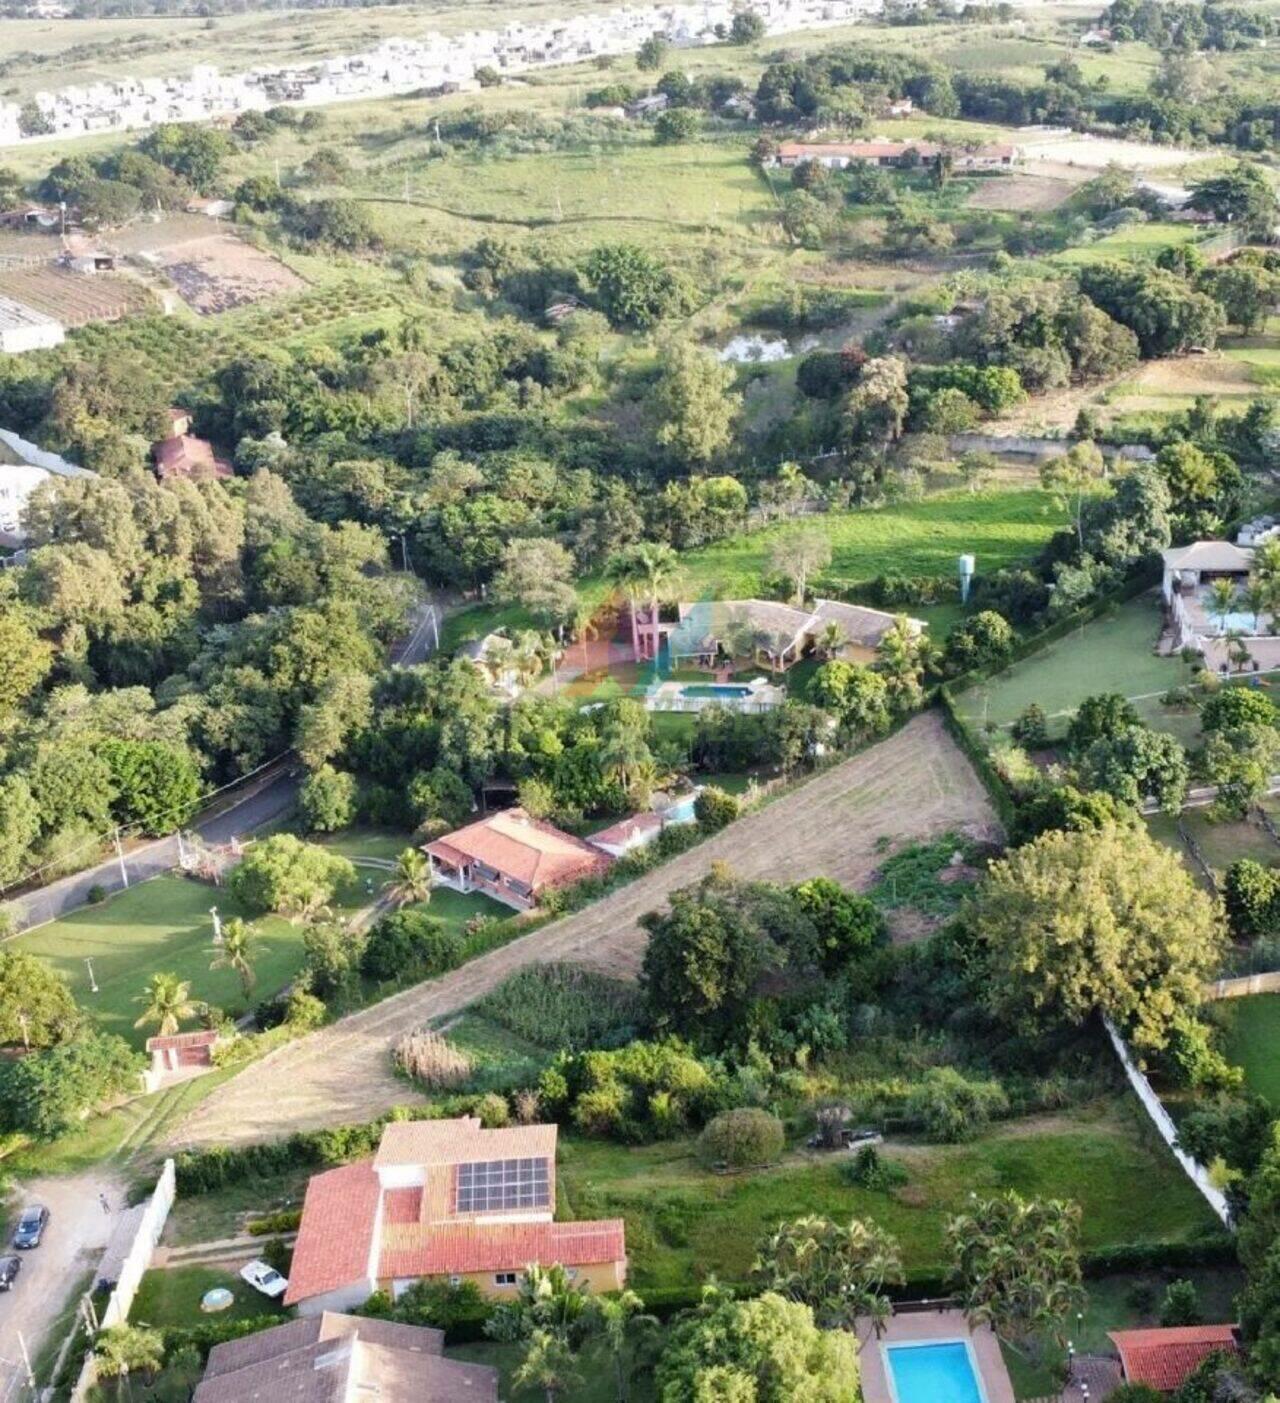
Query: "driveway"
169 713 998 1148
0 1169 125 1399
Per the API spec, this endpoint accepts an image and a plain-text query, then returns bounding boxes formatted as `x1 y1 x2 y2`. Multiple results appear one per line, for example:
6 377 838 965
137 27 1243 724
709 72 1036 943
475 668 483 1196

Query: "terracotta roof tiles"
424 809 610 892
283 1161 380 1307
1109 1325 1240 1392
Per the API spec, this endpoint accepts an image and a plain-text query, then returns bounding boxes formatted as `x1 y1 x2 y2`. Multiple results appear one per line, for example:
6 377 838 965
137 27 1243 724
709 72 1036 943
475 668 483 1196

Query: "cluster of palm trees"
1201 539 1280 642
488 1264 659 1403
484 630 559 692
132 917 258 1038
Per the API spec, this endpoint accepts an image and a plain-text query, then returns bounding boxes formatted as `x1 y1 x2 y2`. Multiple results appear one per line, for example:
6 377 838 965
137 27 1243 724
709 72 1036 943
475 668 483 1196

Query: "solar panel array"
456 1157 550 1213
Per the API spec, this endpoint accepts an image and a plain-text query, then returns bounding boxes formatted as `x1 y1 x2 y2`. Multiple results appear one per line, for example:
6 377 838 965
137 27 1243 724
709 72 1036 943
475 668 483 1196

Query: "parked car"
12 1206 48 1250
240 1260 288 1299
0 1256 19 1290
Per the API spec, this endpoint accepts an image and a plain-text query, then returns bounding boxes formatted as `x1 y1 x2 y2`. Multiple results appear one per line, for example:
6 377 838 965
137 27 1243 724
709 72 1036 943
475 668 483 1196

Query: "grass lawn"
953 593 1194 739
1213 995 1280 1106
315 827 418 863
1051 222 1203 266
12 876 314 1045
449 1337 658 1403
558 1099 1222 1292
163 1167 315 1248
582 489 1068 607
424 886 512 939
130 1265 287 1330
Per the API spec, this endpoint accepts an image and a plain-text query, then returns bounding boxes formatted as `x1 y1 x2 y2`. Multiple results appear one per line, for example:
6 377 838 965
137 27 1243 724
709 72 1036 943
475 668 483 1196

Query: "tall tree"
133 972 200 1037
0 950 80 1050
769 526 832 605
650 343 741 465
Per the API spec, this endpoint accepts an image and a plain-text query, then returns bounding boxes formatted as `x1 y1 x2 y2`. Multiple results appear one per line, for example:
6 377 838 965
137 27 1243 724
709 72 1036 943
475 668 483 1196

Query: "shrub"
247 1209 302 1236
475 1092 510 1128
1160 1277 1201 1327
230 835 355 920
1011 703 1048 748
695 786 740 832
903 1067 1008 1143
1224 858 1280 941
362 910 462 983
791 876 886 972
87 884 108 905
841 1144 908 1191
285 989 327 1031
698 1107 784 1169
397 1029 473 1090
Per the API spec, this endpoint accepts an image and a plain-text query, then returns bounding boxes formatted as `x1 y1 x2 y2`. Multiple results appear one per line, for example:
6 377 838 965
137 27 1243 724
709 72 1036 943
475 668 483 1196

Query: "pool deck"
858 1308 1016 1403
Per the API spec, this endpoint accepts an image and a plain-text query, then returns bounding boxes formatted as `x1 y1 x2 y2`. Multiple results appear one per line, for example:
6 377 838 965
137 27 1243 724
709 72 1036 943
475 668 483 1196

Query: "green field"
954 593 1194 739
1215 995 1280 1106
131 1265 287 1330
558 1098 1222 1292
1052 222 1205 267
13 876 319 1044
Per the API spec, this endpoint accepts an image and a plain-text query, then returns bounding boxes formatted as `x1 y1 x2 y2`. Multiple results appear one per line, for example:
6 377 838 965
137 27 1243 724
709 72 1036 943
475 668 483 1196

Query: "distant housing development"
0 0 897 148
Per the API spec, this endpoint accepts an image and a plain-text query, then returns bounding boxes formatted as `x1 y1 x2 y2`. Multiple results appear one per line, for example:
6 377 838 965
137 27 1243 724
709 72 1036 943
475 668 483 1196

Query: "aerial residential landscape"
1 0 1280 1397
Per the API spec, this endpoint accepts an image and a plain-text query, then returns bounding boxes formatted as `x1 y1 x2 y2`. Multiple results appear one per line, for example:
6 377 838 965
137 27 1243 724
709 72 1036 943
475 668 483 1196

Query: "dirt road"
169 714 998 1149
0 1169 125 1399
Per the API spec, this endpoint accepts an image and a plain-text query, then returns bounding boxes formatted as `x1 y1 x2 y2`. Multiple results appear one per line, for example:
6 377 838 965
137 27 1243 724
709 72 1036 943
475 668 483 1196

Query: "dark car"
0 1256 19 1290
12 1206 48 1250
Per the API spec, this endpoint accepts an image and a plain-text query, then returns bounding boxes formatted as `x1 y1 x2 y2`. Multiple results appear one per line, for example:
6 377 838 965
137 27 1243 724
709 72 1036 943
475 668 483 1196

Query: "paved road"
0 599 446 936
0 1169 125 1402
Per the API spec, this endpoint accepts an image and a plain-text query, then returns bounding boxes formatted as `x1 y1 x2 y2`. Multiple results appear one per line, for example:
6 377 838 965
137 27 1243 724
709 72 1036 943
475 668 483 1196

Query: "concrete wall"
1204 971 1280 1001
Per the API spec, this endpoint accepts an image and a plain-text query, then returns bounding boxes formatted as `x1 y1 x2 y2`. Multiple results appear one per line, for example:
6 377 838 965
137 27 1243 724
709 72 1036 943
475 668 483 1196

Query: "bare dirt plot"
966 175 1076 212
152 233 306 314
1121 353 1260 403
1019 135 1204 174
168 713 999 1149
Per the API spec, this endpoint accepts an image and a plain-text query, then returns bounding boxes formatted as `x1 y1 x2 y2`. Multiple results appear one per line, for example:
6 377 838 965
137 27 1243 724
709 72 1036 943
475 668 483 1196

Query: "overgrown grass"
558 1099 1221 1291
870 831 983 918
473 963 644 1051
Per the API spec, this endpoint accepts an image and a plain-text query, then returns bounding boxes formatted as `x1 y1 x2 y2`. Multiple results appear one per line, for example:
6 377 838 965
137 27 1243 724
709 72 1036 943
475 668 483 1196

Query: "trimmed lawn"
1215 995 1280 1106
13 876 311 1045
316 828 418 863
423 886 512 940
130 1265 286 1330
954 594 1194 739
558 1099 1222 1292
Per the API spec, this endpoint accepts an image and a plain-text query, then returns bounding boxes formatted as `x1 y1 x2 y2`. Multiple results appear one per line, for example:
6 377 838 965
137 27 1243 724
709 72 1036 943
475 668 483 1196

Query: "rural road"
169 713 998 1149
0 600 446 935
0 1169 125 1401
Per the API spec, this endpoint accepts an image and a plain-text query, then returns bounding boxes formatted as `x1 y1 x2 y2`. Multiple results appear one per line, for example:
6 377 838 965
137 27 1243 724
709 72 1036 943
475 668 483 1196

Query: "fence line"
1104 1017 1230 1228
1204 971 1280 1001
70 1159 176 1402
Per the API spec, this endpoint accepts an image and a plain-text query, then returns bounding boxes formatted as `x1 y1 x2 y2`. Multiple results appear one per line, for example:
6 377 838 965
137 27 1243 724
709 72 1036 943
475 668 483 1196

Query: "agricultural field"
0 264 155 324
153 232 307 314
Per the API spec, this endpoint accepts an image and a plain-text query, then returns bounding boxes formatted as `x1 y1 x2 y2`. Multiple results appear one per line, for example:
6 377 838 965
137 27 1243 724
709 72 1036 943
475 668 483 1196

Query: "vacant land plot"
12 875 316 1046
1020 135 1207 173
954 593 1193 739
1214 995 1280 1106
559 1099 1222 1290
168 713 1000 1148
966 174 1076 212
0 265 154 324
152 232 307 314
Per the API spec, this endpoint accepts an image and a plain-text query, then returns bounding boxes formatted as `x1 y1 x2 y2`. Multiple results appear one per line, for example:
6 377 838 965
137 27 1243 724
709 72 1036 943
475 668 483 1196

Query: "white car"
240 1259 289 1299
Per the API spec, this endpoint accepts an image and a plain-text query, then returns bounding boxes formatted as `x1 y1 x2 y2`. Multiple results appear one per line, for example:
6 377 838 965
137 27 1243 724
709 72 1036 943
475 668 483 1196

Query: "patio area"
858 1307 1016 1403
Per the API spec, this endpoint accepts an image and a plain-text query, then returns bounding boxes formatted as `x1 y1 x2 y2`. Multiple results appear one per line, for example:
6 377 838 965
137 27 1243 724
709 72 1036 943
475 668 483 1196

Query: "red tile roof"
425 809 610 893
1110 1325 1240 1391
283 1161 381 1307
381 1220 627 1278
153 433 233 482
590 812 662 850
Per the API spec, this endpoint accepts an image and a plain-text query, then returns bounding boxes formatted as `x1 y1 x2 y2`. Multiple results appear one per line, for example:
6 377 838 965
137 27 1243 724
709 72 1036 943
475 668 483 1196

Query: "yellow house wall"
380 1260 625 1301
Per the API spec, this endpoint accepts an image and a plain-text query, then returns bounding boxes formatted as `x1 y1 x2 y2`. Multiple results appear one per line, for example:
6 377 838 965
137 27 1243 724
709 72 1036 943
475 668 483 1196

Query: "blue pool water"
664 795 698 823
680 684 752 699
886 1342 983 1403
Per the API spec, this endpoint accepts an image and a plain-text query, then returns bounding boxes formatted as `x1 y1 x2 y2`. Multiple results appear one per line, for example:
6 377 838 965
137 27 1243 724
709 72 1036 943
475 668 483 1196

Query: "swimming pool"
679 684 752 699
885 1341 985 1403
663 794 698 823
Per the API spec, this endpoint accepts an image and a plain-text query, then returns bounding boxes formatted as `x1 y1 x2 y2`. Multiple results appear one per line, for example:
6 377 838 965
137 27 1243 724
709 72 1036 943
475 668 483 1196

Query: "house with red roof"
284 1116 626 1315
424 808 611 910
1109 1324 1241 1393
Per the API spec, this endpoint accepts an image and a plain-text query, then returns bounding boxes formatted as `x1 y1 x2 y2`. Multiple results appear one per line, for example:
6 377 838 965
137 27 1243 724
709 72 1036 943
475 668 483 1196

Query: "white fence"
69 1159 176 1402
1204 971 1280 1001
1104 1018 1230 1228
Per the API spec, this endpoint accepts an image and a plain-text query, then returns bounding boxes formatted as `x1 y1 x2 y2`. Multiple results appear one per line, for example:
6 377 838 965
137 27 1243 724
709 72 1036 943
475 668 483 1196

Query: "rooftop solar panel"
456 1157 550 1214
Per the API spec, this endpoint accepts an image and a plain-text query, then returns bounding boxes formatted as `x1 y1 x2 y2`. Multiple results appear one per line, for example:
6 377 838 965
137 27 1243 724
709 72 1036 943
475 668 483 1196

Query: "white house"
0 295 64 354
0 429 95 545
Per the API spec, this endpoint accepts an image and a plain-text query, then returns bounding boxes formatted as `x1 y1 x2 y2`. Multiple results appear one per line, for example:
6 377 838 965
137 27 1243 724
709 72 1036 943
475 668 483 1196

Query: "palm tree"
1208 576 1239 635
133 973 199 1037
512 1329 581 1403
591 1291 660 1403
601 728 657 804
571 603 599 672
209 917 256 1000
386 847 432 908
95 1324 164 1401
817 620 846 660
512 630 550 689
1244 581 1270 635
605 542 682 661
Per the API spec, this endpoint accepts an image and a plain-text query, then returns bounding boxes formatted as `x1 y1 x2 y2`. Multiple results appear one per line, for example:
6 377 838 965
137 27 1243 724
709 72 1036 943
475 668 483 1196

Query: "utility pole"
85 957 99 994
113 827 128 888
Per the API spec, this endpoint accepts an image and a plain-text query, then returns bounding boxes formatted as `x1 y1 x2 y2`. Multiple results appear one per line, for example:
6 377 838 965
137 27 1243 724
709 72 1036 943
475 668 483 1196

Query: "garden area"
1212 994 1280 1106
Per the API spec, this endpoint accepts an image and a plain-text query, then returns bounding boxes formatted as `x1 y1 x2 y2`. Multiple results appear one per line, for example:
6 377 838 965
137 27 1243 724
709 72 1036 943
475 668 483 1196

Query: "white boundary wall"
1104 1018 1230 1228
